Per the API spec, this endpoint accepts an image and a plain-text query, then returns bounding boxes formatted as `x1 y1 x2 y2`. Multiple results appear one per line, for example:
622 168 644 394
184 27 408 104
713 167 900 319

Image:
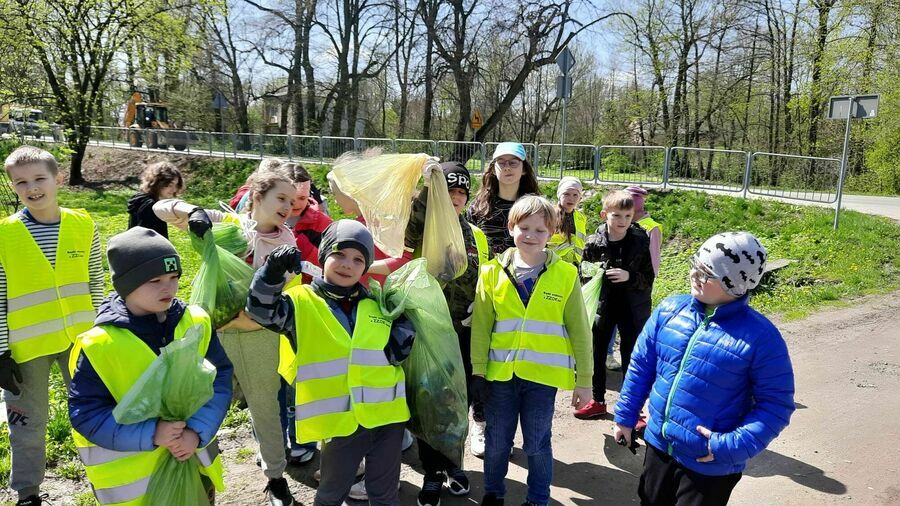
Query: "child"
614 232 795 505
403 161 489 505
245 221 416 506
547 176 587 266
470 195 593 506
231 158 327 218
467 142 540 256
326 170 412 287
0 146 104 506
575 190 655 420
154 170 304 505
624 186 662 275
287 164 332 274
67 227 233 505
127 161 184 238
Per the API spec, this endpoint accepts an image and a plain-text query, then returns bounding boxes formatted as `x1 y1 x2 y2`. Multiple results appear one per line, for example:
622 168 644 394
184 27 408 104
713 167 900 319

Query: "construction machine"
1 104 62 140
123 92 197 150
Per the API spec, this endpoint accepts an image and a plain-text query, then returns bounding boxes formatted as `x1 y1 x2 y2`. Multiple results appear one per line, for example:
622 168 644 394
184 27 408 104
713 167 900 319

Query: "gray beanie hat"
108 227 182 298
318 219 375 269
694 232 767 297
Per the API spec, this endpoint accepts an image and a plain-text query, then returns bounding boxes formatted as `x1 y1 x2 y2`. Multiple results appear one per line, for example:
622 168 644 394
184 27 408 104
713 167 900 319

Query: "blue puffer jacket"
69 294 233 451
614 294 795 476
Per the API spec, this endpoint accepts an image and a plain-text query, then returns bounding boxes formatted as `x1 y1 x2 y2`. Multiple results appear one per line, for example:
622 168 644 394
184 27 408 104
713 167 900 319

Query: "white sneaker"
470 420 486 458
606 353 621 371
402 429 415 452
348 480 368 501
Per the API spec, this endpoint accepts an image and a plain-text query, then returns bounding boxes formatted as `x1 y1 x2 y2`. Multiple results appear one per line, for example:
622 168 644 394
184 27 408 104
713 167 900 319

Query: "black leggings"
592 307 644 401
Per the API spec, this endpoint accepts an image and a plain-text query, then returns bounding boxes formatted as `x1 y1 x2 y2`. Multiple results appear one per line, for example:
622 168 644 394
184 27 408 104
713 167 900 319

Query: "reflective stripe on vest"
0 208 95 363
70 305 226 503
470 224 490 266
485 255 579 390
548 210 586 265
285 285 410 443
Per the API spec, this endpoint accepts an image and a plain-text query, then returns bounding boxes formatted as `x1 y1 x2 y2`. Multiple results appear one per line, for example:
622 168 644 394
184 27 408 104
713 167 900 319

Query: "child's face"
323 247 367 287
559 189 582 212
509 213 551 257
688 258 737 306
253 181 296 227
125 272 180 316
291 185 310 216
601 207 634 235
8 163 60 214
493 155 524 187
448 188 468 215
158 181 181 200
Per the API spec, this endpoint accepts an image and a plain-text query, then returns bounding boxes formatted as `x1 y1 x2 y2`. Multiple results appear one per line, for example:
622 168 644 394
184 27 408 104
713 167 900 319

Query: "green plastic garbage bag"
189 230 255 328
581 261 605 320
370 258 469 467
112 326 217 506
211 222 249 258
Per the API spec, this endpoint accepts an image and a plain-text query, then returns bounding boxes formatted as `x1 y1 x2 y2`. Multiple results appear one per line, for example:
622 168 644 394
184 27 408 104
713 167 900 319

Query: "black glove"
470 375 491 405
263 245 303 283
0 351 23 396
188 207 213 238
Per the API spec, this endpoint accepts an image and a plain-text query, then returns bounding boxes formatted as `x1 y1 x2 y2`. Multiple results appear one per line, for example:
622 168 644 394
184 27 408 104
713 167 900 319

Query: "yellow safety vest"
68 305 225 505
637 216 662 238
548 210 587 265
470 223 489 266
0 208 96 363
281 285 410 443
483 253 579 390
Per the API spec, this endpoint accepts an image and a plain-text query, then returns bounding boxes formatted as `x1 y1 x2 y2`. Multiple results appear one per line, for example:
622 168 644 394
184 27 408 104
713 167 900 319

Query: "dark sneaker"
481 493 505 506
264 477 296 506
16 495 49 506
287 446 316 465
417 472 444 506
445 467 470 496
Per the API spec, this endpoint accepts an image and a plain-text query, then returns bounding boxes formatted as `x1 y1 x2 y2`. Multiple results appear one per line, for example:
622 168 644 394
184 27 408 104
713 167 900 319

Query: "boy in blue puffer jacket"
614 232 794 505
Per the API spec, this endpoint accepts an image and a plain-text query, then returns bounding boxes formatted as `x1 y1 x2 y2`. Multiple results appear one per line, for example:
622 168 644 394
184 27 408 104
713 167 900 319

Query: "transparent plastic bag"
370 259 468 466
581 261 605 319
112 327 216 506
331 152 427 257
211 222 249 257
422 172 467 284
189 231 255 328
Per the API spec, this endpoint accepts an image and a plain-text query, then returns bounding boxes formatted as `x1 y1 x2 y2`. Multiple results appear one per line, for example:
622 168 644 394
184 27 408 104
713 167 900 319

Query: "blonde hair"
4 145 59 176
508 195 558 230
246 170 293 212
139 162 183 198
602 190 634 211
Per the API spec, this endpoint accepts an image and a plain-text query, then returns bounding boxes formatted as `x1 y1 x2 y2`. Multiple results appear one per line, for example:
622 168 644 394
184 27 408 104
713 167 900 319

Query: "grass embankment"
1 152 899 497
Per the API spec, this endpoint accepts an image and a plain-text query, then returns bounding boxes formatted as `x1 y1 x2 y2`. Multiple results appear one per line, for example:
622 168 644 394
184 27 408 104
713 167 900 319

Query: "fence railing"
25 125 847 211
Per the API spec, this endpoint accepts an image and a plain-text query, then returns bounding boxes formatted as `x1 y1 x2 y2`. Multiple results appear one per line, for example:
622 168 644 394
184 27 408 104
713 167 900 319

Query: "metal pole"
560 97 568 179
662 147 671 190
594 146 600 183
834 97 854 230
742 151 753 199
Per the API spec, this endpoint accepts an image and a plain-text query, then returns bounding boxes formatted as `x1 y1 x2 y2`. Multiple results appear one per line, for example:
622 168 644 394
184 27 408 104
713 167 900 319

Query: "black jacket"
583 223 655 323
127 192 169 238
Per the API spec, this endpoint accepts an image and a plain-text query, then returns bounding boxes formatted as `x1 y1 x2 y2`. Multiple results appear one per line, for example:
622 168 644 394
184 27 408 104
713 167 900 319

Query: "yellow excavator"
123 92 196 150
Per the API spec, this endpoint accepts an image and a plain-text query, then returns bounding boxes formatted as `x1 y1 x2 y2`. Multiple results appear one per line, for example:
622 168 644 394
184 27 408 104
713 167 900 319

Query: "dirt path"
4 292 898 505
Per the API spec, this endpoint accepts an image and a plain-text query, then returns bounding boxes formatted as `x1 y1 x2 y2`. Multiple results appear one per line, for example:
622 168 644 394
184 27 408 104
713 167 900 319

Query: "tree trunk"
806 0 834 156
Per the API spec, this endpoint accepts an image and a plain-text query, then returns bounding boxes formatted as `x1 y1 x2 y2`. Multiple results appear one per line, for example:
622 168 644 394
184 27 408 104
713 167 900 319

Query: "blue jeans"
483 376 557 506
279 380 317 453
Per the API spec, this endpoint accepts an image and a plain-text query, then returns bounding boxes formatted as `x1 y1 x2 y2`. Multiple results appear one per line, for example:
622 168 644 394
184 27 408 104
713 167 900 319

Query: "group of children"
1 142 795 506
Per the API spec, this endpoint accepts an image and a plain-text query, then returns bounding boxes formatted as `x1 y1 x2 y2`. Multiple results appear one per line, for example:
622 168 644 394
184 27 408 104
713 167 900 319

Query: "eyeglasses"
688 255 718 285
495 159 522 169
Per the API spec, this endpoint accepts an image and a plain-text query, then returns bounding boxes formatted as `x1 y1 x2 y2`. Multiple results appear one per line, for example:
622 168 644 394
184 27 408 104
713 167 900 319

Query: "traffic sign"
556 47 576 75
556 76 573 99
827 95 879 120
471 110 483 130
212 91 228 110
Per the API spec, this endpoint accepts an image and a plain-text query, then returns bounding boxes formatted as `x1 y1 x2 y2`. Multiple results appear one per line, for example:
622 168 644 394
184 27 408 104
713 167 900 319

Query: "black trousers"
592 304 644 401
639 444 742 506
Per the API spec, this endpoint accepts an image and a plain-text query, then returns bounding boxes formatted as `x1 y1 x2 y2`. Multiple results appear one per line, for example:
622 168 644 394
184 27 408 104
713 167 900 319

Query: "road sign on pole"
471 110 483 131
828 94 879 230
556 47 576 76
556 47 575 177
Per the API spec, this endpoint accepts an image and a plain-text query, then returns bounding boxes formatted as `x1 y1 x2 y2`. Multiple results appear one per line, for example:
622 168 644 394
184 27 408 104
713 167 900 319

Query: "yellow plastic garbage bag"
330 152 427 257
422 170 467 283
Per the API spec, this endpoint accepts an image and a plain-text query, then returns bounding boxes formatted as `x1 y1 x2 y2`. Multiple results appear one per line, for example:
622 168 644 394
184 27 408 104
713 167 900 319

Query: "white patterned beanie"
694 232 768 297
